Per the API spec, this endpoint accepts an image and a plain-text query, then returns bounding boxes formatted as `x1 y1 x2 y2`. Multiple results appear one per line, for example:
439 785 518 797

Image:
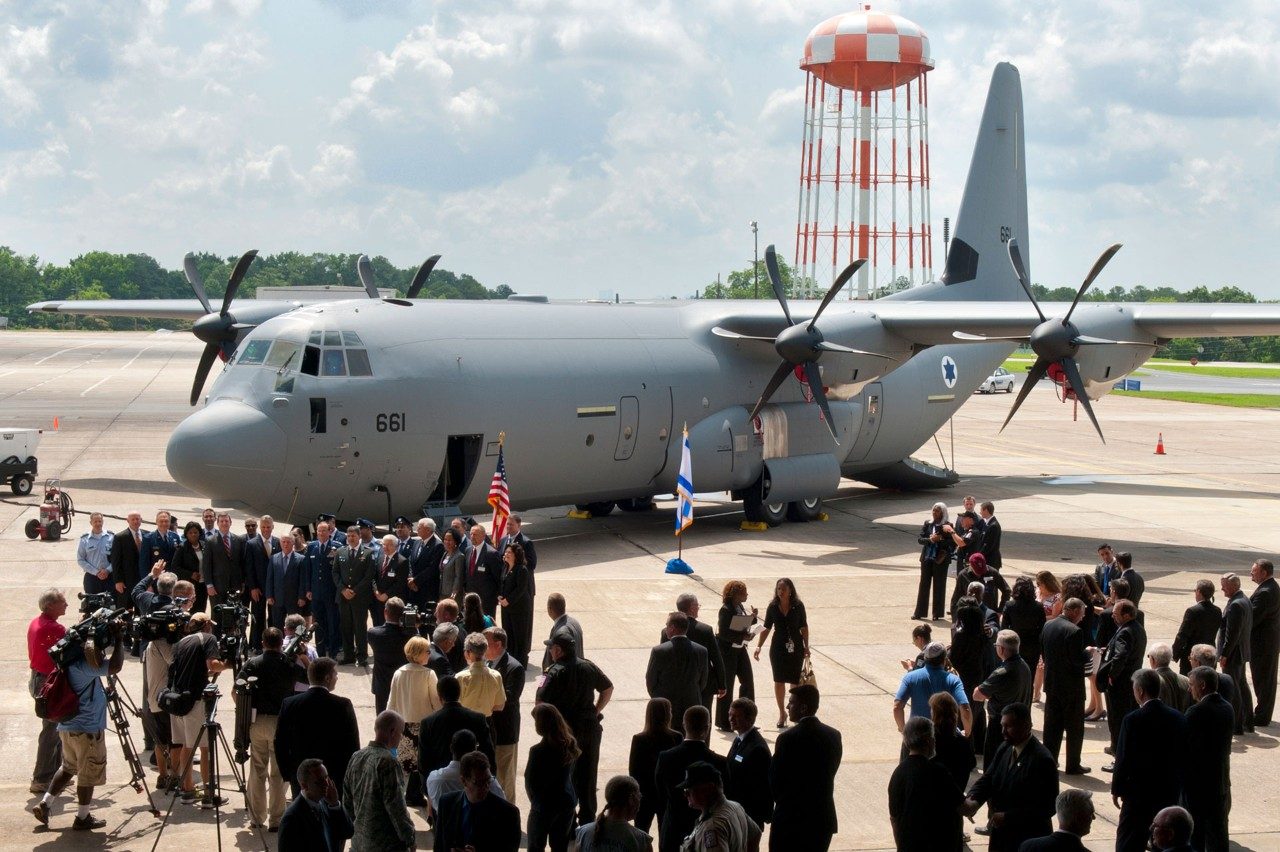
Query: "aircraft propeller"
184 249 259 406
357 254 442 299
953 239 1128 442
712 245 887 444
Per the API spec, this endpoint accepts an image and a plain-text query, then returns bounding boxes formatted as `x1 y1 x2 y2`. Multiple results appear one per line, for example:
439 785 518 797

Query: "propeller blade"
1060 356 1105 443
802 360 839 445
357 254 379 300
809 258 866 329
405 254 441 299
1064 243 1123 324
183 253 213 315
764 245 793 327
748 361 795 422
952 330 1030 342
1073 335 1151 346
711 327 775 342
220 249 259 316
814 340 894 359
1006 239 1047 323
1000 358 1052 433
190 343 220 406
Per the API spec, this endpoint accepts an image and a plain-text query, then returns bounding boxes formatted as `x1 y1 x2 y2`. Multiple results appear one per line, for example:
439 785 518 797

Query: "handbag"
799 655 817 688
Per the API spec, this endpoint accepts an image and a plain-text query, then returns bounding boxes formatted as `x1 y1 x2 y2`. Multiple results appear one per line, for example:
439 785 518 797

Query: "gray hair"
433 622 460 647
967 581 985 597
464 631 488 658
903 716 934 756
1056 789 1094 832
931 502 949 521
1147 642 1173 668
1132 668 1160 698
374 709 404 741
675 593 698 614
1189 665 1219 694
1190 644 1218 669
418 517 436 532
382 534 398 546
38 588 66 612
157 572 178 595
996 629 1021 653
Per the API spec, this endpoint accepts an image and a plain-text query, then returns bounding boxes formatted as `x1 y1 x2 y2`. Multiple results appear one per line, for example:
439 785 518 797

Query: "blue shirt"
57 656 110 733
894 664 969 717
77 530 114 575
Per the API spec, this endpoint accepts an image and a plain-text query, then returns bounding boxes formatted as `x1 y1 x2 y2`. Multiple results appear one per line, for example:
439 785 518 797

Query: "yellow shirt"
457 661 506 716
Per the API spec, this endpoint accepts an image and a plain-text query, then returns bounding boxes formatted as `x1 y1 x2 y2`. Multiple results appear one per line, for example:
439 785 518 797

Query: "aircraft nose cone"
166 402 285 505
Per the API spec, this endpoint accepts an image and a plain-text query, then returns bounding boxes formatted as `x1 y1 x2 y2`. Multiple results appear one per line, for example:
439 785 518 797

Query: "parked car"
976 366 1016 394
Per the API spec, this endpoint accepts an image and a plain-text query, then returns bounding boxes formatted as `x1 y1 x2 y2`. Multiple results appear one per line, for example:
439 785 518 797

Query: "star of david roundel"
940 355 958 388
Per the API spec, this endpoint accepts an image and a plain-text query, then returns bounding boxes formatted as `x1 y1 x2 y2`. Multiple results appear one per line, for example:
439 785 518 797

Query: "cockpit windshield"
235 331 372 379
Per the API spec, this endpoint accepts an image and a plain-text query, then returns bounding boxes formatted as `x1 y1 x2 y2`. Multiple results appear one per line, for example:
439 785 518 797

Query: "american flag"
487 442 511 544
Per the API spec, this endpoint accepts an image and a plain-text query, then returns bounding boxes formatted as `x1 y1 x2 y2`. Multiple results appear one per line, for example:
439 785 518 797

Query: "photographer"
284 614 316 692
368 597 413 714
167 613 227 803
239 627 297 831
27 589 69 794
31 619 126 831
133 567 187 782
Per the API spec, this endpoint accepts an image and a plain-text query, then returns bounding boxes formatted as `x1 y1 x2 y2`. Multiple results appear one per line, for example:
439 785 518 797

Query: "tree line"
0 247 513 331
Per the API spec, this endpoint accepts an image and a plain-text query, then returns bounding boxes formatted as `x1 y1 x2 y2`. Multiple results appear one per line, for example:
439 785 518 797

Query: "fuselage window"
238 339 271 365
301 345 320 376
265 341 300 369
346 349 372 376
323 331 343 347
321 349 347 376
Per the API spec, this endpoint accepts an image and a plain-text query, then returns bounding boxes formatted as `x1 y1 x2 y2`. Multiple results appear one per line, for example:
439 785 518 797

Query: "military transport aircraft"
29 63 1280 527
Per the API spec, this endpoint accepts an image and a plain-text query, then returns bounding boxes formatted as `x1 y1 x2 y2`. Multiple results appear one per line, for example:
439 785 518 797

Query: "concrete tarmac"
1 330 1278 850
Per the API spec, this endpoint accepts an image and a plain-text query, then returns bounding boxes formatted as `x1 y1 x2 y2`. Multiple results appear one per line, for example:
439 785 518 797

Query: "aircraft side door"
849 382 883 462
614 396 639 461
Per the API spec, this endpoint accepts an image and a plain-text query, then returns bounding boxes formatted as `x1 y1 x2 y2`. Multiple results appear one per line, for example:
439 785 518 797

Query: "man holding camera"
167 613 227 803
31 620 126 830
134 566 193 787
283 614 316 692
239 627 297 831
27 589 69 795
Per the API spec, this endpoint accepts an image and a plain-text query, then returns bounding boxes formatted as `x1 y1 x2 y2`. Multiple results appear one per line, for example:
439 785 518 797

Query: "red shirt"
28 612 67 675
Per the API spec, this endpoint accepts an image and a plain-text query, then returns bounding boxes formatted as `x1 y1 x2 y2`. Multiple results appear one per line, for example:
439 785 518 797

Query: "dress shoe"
72 814 107 830
1101 763 1115 773
1065 765 1091 775
31 801 49 826
29 782 47 795
1103 745 1113 756
974 825 991 836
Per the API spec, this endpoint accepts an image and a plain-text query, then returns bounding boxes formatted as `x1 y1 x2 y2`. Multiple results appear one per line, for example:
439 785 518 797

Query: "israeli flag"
675 424 693 535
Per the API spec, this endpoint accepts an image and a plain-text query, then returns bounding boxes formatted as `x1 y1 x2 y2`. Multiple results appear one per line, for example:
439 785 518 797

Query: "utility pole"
750 220 759 299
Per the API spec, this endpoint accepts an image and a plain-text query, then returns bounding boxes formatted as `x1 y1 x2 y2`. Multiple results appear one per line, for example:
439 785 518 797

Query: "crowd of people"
30 506 848 852
892 497 1279 851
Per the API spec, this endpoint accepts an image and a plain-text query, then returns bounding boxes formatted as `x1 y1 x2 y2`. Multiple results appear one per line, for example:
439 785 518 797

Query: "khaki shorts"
59 731 107 786
170 707 206 748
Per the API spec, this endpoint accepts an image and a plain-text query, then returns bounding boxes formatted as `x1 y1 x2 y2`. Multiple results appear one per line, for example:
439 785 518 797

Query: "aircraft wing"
27 299 300 321
1127 303 1280 338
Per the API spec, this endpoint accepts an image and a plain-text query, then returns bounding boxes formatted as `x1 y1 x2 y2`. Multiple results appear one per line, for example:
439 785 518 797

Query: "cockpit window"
321 349 347 376
323 331 343 347
346 349 372 376
301 345 320 376
265 341 300 369
308 331 322 345
342 331 363 346
237 339 271 365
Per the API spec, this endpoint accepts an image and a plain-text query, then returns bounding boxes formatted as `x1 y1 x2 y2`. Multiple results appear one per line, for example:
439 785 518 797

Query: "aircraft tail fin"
938 62 1029 301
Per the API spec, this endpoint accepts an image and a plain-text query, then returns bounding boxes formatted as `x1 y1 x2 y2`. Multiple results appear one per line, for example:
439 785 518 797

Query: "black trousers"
769 825 832 852
1043 685 1085 769
914 560 949 619
1250 644 1278 725
1224 656 1254 733
338 596 369 662
1117 801 1162 852
715 644 755 729
249 595 266 650
571 720 602 825
1186 787 1230 852
1106 683 1136 749
527 804 575 852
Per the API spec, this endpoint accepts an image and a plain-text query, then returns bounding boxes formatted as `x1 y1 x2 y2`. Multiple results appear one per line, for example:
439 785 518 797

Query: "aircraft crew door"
614 396 639 461
850 383 883 461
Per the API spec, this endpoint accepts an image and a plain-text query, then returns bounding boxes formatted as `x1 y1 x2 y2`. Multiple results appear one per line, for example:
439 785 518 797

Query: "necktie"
133 529 141 550
264 537 271 558
224 534 231 557
382 555 390 576
469 549 477 578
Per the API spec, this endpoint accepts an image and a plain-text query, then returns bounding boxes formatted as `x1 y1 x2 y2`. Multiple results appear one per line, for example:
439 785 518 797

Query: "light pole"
750 221 759 299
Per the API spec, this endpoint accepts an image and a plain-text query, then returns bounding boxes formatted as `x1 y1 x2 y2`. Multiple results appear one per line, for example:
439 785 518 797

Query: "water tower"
796 7 934 298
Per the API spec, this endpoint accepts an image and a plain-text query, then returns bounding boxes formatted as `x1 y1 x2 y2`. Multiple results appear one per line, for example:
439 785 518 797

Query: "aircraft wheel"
786 497 823 523
617 497 656 512
575 501 616 518
25 519 42 539
742 491 786 527
11 474 34 496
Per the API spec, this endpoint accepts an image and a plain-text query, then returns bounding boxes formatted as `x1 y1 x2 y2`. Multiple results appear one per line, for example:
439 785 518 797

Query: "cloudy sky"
0 0 1276 298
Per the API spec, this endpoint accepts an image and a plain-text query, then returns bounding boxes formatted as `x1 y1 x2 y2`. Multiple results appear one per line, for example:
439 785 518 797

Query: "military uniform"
536 641 613 824
76 528 115 595
332 543 375 664
682 794 761 852
306 534 342 656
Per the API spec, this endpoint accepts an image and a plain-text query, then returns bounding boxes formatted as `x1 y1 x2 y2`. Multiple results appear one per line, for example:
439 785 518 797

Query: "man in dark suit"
1191 643 1243 729
408 518 443 610
1116 551 1144 606
1097 600 1147 759
1112 669 1188 852
979 501 1002 568
1217 572 1254 734
1248 558 1279 727
1040 598 1090 774
542 593 585 670
202 511 247 608
888 717 965 852
654 706 728 852
110 510 145 621
1172 580 1223 675
277 757 355 852
498 513 537 594
724 697 771 828
418 674 495 774
662 593 725 713
432 751 521 852
646 612 709 725
244 515 281 651
484 627 526 807
370 535 409 628
1183 666 1234 852
265 533 307 629
367 597 413 714
332 525 375 666
463 523 502 615
305 519 342 657
139 510 181 576
1017 789 1096 851
1094 543 1120 599
962 702 1058 852
428 623 458 679
770 684 842 852
274 658 361 797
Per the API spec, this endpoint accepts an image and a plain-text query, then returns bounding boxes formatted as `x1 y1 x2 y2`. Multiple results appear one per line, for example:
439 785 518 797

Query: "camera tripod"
150 686 267 852
103 674 161 818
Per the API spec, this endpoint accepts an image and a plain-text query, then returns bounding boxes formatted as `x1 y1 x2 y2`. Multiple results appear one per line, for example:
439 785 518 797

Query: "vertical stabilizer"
938 63 1029 301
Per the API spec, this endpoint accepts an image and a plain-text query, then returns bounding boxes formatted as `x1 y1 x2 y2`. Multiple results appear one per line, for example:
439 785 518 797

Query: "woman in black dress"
498 542 533 667
171 521 207 614
949 596 996 759
526 703 581 852
627 697 681 833
915 502 956 621
753 577 808 728
1001 576 1046 683
714 579 758 731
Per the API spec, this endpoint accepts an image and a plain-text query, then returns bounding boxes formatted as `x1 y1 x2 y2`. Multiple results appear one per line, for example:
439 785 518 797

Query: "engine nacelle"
1059 307 1159 399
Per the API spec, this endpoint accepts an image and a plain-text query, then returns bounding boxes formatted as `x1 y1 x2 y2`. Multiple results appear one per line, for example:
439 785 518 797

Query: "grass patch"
1139 364 1280 379
1113 390 1280 409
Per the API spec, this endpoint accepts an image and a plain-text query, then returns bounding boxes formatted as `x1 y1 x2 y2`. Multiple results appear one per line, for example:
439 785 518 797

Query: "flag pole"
666 422 694 575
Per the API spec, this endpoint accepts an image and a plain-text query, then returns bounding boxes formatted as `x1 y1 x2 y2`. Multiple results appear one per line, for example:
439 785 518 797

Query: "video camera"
283 624 312 659
78 591 116 615
49 600 129 669
402 601 437 637
232 675 257 764
213 600 250 673
132 599 192 645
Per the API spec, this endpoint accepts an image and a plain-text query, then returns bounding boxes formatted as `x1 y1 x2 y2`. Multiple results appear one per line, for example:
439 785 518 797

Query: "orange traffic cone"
53 416 59 430
1154 433 1165 455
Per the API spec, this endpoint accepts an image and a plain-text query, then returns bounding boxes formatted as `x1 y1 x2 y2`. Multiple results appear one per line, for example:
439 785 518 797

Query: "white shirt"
425 760 505 813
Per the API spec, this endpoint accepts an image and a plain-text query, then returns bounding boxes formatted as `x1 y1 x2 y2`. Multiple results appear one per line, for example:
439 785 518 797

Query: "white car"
977 366 1016 394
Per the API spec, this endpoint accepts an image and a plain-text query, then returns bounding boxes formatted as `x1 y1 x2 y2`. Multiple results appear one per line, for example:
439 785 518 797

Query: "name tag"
478 566 486 573
387 571 396 578
734 754 744 763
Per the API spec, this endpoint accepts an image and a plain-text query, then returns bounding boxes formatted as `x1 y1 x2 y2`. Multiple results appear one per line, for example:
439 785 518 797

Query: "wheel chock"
816 512 830 522
739 521 769 532
567 509 593 520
